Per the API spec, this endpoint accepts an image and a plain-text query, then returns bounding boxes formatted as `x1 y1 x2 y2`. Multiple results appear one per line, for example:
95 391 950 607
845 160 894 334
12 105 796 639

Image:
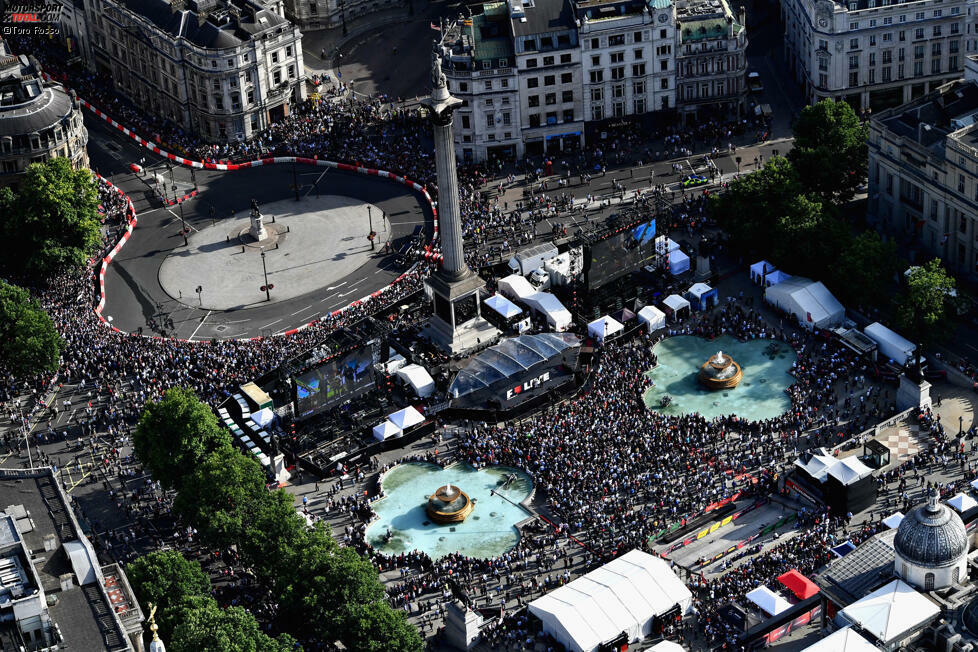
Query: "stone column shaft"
432 115 465 276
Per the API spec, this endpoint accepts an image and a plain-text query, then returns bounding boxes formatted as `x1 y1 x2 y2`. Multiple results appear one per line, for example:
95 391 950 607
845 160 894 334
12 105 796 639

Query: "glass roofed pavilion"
448 334 580 411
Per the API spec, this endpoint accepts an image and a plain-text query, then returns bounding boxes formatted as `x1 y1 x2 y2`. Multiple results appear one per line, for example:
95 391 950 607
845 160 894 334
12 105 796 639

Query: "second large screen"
588 219 656 289
293 347 375 417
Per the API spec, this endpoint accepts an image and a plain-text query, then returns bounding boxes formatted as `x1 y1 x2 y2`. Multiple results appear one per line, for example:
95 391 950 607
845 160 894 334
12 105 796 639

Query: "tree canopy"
0 158 101 276
0 280 61 378
124 550 211 641
133 387 231 490
896 258 956 345
788 99 869 204
168 599 297 652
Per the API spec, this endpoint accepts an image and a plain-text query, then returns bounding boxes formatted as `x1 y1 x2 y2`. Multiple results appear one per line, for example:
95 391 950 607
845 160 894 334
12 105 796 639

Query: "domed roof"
895 490 969 567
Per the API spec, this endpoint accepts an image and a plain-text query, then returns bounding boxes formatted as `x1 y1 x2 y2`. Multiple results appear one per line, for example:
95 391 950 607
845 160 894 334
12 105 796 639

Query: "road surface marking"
260 319 282 329
187 310 213 341
290 305 313 316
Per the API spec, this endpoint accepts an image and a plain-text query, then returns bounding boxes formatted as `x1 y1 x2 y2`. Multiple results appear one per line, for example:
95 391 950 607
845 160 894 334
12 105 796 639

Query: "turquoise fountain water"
367 462 533 559
643 335 797 420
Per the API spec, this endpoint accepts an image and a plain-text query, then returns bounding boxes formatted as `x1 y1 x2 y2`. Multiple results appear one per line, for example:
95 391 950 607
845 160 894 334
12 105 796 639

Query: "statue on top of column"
431 45 447 90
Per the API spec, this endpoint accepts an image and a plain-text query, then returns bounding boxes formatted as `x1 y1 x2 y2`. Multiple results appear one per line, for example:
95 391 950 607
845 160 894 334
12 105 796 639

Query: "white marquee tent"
649 642 687 652
764 277 844 330
588 316 624 343
372 420 401 441
396 364 436 398
863 322 916 367
827 456 874 486
528 549 692 652
498 274 536 302
802 627 878 652
662 294 691 319
387 406 425 431
882 512 905 529
668 250 690 276
484 293 523 319
948 492 978 513
745 586 792 616
839 579 939 646
524 292 572 331
638 305 666 332
251 408 275 427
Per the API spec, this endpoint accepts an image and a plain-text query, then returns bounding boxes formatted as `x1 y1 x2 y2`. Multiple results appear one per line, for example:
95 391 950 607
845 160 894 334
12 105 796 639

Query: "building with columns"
75 0 304 143
781 0 974 112
868 56 978 280
0 42 89 185
675 0 748 121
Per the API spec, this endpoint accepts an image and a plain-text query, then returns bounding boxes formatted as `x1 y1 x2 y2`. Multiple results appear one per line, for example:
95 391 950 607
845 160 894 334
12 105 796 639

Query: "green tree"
770 195 846 274
133 387 231 490
833 231 901 306
0 280 61 377
0 158 101 275
168 597 296 652
709 157 801 255
124 551 211 641
342 601 424 652
789 99 869 204
896 258 956 348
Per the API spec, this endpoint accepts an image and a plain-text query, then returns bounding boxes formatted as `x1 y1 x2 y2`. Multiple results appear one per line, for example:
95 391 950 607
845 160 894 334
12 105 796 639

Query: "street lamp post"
368 206 375 250
191 166 198 191
261 247 271 301
178 201 188 246
196 285 203 307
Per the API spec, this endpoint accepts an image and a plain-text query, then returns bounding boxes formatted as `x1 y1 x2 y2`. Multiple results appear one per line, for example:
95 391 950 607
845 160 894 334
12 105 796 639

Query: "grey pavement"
158 194 390 314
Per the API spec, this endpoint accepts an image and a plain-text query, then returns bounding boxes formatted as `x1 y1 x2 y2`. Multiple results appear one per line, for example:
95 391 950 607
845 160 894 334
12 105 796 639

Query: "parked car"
748 71 763 92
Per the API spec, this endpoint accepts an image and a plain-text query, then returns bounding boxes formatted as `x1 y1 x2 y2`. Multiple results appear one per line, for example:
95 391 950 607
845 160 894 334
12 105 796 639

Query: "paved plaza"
159 195 390 310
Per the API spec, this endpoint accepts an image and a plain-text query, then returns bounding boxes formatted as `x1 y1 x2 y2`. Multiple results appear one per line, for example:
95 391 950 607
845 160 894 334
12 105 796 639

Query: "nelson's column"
422 48 499 355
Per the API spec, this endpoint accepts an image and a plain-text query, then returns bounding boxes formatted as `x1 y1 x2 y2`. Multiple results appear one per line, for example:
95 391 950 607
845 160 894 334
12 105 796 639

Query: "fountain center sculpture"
427 484 474 524
699 350 743 390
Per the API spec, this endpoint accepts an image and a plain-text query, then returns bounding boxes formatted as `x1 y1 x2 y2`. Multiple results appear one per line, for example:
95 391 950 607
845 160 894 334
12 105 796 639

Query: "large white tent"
372 420 401 441
882 511 905 529
863 322 915 367
649 642 687 652
498 274 536 302
662 294 691 319
802 627 878 652
839 579 939 646
387 406 425 431
668 250 690 276
948 492 978 513
764 277 844 330
528 549 691 652
588 316 624 343
396 364 436 398
638 305 666 332
745 586 793 616
827 456 874 486
484 293 523 319
750 260 776 284
524 292 572 331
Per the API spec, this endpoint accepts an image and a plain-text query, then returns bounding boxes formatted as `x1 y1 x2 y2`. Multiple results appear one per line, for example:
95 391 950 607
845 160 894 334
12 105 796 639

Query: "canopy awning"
498 274 537 301
387 406 425 430
948 492 978 513
750 260 776 282
687 282 713 299
776 569 819 600
802 627 878 652
745 586 792 616
840 579 939 644
372 420 401 441
251 407 275 427
396 364 436 398
588 316 624 343
662 294 690 313
484 293 523 319
638 305 666 332
883 512 905 529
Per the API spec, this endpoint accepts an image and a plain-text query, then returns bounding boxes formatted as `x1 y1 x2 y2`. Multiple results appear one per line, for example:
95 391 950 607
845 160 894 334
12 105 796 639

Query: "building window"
562 109 574 122
634 48 644 59
528 77 539 88
543 56 554 66
528 95 540 107
485 81 492 90
271 51 279 64
634 98 646 114
545 93 557 105
591 55 601 66
850 38 859 50
544 75 555 86
503 112 511 125
486 114 494 128
589 70 603 83
590 38 599 49
660 77 668 89
529 114 541 128
632 63 646 76
610 51 624 64
611 67 625 80
561 72 573 83
613 84 624 98
609 34 625 46
634 31 643 42
562 90 573 102
591 87 603 101
613 102 624 117
526 58 538 68
591 104 603 121
925 573 935 590
633 81 645 95
560 54 572 63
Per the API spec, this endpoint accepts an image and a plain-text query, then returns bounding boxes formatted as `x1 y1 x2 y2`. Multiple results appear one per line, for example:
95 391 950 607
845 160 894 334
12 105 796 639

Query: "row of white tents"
372 405 426 441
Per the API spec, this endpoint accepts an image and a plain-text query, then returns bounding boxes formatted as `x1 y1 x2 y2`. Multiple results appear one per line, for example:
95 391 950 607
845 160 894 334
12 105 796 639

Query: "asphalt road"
86 117 432 340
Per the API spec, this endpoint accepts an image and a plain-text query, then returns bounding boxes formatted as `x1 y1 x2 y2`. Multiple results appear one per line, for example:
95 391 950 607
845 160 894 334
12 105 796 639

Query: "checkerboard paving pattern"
877 426 926 462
